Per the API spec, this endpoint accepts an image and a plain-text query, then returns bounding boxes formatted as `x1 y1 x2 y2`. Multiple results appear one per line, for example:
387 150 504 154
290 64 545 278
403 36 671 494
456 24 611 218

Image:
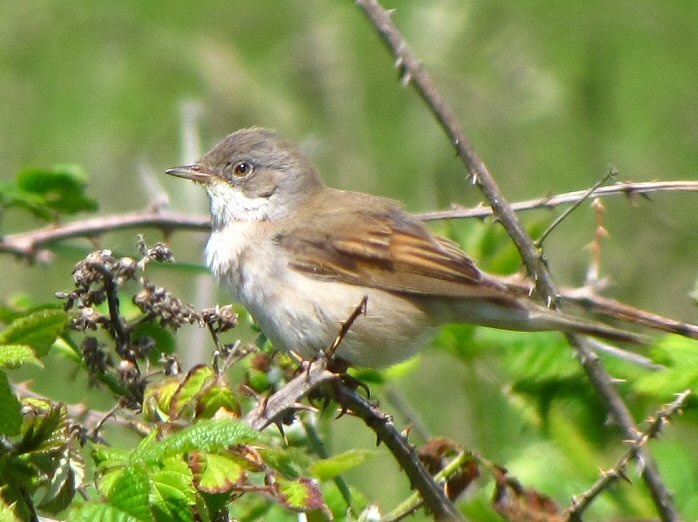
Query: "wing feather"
274 191 508 299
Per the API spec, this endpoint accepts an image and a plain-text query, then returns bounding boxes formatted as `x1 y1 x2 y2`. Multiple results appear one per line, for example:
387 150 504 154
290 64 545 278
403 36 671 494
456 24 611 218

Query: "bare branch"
2 180 696 260
567 390 691 521
354 1 680 519
243 358 337 431
336 385 465 521
0 211 208 258
416 180 698 221
536 167 617 248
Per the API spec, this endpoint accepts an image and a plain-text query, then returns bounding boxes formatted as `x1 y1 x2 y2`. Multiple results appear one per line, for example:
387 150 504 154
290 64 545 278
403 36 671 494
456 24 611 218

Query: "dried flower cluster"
55 240 240 407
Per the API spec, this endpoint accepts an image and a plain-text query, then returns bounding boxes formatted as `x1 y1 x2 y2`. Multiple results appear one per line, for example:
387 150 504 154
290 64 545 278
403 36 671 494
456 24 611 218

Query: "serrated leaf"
308 449 377 481
109 465 152 521
16 402 68 456
258 447 309 479
149 459 196 522
0 309 68 357
276 477 325 511
169 365 215 419
0 372 22 436
189 451 245 493
92 445 131 468
0 345 41 369
133 419 260 464
16 164 98 216
69 501 137 522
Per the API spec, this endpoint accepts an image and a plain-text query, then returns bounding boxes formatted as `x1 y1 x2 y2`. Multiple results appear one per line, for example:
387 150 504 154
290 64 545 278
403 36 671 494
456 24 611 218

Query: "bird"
165 127 639 368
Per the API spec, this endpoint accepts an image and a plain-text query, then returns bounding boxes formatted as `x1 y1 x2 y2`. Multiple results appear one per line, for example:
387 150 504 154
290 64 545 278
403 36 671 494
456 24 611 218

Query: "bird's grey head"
166 127 325 228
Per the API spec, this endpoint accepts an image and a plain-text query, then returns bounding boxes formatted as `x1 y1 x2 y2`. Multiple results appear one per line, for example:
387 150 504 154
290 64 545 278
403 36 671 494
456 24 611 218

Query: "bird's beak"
164 164 213 183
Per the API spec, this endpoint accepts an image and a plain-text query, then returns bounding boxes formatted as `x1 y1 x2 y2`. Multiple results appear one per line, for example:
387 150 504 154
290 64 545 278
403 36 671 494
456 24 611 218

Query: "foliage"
2 2 698 520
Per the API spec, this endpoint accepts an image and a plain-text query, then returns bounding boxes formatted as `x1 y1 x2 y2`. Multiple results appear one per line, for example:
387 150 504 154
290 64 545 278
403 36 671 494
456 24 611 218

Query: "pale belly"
205 224 436 367
242 271 438 367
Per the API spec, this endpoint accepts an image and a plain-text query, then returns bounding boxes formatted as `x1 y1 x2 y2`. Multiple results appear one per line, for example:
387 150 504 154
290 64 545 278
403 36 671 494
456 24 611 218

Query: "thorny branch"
336 384 465 521
353 0 681 520
417 180 698 221
567 390 691 521
1 182 697 259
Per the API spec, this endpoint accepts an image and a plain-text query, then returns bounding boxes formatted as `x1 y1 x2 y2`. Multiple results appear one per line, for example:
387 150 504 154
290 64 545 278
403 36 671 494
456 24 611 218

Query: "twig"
503 277 698 341
536 167 616 248
0 210 208 258
85 261 130 360
584 198 608 287
566 390 691 521
336 385 465 521
417 180 698 221
354 1 680 520
326 295 368 360
561 288 698 340
2 181 697 259
244 358 338 431
383 451 470 522
583 338 665 371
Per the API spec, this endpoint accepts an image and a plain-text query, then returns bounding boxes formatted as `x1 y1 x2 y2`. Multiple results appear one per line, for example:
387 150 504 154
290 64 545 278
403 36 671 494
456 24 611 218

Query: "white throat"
207 182 272 227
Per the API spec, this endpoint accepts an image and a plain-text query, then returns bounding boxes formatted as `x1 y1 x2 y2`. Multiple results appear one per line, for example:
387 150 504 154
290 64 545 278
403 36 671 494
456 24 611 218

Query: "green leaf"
149 458 196 522
189 451 245 493
169 365 215 419
0 345 41 369
69 502 139 522
0 297 63 324
16 402 68 456
143 377 182 422
0 309 68 357
197 384 241 419
38 440 83 513
133 419 260 464
0 488 21 522
109 465 152 521
16 164 98 216
276 477 325 511
258 447 308 479
92 445 131 468
633 336 698 398
0 372 22 436
308 449 377 481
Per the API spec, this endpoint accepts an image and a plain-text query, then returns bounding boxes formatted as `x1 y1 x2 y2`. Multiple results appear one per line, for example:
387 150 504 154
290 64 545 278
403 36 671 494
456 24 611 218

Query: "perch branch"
354 1 680 520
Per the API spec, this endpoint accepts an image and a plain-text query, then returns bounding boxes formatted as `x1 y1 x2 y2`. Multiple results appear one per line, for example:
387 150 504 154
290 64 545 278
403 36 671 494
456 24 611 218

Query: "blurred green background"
2 1 698 519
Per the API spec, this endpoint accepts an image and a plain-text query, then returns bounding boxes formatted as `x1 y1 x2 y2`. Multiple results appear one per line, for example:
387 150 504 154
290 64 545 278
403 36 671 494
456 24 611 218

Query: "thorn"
617 468 632 484
274 420 288 444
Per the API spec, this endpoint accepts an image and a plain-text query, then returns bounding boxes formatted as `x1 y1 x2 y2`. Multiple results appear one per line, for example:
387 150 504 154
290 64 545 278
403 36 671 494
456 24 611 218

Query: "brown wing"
273 191 508 299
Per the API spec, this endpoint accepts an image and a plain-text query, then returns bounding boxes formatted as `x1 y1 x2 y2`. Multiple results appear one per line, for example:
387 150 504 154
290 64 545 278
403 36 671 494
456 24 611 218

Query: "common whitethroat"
166 127 638 368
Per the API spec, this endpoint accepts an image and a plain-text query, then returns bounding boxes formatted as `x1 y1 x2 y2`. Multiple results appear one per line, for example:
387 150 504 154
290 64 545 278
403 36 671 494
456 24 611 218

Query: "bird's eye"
232 161 252 177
